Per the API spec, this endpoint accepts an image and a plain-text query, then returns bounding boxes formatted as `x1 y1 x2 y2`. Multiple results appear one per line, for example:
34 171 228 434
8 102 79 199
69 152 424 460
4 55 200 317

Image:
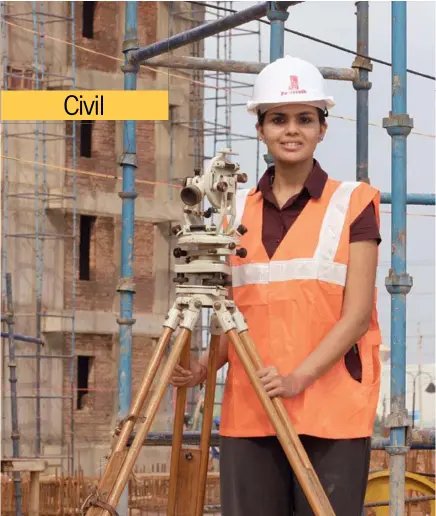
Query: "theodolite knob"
236 248 247 258
173 248 188 258
237 224 248 235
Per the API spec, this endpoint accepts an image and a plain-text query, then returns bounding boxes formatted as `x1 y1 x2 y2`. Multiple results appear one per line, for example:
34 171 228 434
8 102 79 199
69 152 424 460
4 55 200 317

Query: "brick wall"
73 2 119 73
132 221 155 313
63 334 115 444
65 120 118 193
64 214 116 312
63 334 162 444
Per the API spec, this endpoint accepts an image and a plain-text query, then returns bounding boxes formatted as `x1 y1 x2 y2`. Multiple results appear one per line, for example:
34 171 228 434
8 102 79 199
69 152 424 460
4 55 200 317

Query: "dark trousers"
219 435 371 516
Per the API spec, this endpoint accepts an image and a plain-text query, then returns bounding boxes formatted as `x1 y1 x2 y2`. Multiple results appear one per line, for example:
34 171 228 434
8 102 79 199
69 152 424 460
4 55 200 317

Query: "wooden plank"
176 448 201 516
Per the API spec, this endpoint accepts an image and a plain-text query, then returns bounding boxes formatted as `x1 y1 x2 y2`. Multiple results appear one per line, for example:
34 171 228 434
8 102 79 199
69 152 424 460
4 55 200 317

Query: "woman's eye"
300 116 313 124
272 117 285 124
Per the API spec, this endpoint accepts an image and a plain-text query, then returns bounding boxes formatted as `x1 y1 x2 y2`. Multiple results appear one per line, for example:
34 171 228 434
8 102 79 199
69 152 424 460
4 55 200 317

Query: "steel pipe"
130 2 302 63
382 3 413 514
117 2 139 513
128 432 436 450
380 193 435 205
1 332 44 345
354 2 371 182
146 55 357 80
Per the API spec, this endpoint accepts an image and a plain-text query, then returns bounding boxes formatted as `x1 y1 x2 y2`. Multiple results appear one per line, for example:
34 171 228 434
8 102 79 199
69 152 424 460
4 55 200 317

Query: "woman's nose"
284 120 299 134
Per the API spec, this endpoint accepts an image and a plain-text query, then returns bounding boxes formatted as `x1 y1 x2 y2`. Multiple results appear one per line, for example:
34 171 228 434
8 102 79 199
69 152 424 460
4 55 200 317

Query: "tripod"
84 151 335 516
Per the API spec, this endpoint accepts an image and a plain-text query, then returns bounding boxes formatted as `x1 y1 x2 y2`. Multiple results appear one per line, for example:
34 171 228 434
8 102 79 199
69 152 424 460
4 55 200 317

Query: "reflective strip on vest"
233 188 252 230
231 181 360 288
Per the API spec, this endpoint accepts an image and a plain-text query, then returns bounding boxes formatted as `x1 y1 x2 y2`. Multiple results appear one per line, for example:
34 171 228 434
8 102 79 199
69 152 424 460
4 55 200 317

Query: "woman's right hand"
171 356 206 388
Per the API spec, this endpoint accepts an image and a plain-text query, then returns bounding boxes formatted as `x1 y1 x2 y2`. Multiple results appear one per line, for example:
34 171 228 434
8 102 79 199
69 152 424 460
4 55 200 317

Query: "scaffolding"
118 1 435 513
1 0 77 478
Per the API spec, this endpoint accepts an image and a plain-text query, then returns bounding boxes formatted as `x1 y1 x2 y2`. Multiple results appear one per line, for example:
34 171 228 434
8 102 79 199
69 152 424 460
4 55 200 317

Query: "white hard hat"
247 55 335 115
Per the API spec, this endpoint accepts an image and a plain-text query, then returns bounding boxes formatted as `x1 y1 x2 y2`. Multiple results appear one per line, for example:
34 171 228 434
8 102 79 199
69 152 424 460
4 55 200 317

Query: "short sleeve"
350 201 381 245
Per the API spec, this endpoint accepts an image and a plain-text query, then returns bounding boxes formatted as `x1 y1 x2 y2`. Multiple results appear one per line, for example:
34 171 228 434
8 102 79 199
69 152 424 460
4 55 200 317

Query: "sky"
202 1 435 422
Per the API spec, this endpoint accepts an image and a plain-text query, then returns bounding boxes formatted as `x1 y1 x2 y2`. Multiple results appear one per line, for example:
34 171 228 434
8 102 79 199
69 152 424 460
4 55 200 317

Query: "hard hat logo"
282 75 307 96
289 75 300 91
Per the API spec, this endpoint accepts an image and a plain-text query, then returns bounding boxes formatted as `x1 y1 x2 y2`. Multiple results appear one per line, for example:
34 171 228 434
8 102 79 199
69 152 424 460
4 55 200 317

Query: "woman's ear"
319 122 328 141
256 122 264 142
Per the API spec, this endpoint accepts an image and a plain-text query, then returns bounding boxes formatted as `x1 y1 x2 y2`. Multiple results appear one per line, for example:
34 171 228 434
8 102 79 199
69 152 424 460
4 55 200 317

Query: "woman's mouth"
280 141 303 150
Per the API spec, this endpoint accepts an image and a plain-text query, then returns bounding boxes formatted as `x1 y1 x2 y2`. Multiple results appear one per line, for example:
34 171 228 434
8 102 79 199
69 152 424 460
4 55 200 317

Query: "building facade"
1 1 204 475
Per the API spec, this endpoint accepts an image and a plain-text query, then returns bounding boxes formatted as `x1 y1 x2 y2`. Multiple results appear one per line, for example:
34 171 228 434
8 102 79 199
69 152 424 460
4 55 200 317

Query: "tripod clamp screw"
237 224 248 235
236 248 248 258
172 225 182 235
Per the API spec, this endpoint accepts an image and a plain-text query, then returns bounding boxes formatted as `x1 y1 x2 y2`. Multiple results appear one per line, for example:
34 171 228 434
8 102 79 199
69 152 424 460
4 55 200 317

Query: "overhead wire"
189 1 436 81
2 19 435 139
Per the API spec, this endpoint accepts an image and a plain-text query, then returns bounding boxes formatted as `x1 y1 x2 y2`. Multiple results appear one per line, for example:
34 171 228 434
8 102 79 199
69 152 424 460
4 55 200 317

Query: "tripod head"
171 149 248 292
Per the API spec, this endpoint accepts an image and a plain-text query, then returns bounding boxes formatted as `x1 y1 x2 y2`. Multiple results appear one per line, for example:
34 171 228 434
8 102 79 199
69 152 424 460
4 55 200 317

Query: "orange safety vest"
220 178 382 439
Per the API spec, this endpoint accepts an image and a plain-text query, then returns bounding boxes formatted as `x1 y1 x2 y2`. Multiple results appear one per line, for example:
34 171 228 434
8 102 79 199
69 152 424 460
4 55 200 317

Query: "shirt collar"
256 159 328 200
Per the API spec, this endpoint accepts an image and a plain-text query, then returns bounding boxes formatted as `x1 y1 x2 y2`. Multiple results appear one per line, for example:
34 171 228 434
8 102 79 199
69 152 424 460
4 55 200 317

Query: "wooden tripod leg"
86 326 174 516
86 328 191 516
195 320 221 516
226 329 335 516
238 330 335 514
167 335 191 516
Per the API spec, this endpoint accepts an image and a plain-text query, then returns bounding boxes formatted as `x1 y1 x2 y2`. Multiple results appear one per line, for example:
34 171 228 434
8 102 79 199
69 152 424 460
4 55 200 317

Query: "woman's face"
257 104 327 165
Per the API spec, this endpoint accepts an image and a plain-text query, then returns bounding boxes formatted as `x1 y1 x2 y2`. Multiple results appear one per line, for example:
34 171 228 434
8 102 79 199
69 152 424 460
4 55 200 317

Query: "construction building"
1 0 206 476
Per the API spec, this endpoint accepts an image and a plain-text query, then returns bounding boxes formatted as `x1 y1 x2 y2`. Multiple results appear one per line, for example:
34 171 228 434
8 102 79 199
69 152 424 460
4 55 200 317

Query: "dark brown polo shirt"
256 160 381 382
257 160 381 259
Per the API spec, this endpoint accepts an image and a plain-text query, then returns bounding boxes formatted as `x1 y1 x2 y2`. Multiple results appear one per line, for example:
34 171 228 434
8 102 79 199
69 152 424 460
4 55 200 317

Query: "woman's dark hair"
257 107 328 126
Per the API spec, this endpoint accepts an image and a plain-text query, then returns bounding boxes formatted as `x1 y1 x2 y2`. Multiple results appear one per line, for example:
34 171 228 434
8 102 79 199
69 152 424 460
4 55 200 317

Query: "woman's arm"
171 336 228 388
293 239 378 385
198 336 229 381
258 239 378 397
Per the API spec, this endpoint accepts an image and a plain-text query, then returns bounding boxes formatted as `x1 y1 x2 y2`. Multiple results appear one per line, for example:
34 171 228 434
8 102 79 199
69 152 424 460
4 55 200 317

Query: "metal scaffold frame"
118 1 434 514
1 0 77 481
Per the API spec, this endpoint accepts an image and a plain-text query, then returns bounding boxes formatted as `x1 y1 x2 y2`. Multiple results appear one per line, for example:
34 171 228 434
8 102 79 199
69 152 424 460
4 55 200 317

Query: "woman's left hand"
256 366 307 398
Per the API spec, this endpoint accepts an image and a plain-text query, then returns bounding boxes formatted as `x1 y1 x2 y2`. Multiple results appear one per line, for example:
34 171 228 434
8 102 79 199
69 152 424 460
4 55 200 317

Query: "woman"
171 56 382 516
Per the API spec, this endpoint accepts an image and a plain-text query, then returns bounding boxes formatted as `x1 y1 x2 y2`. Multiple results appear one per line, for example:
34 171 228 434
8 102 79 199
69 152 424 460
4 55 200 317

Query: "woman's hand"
170 356 206 388
256 366 309 398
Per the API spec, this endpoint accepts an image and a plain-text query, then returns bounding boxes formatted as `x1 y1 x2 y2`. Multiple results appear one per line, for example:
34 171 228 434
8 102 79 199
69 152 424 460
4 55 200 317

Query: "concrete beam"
47 189 183 224
42 310 166 337
146 56 357 81
1 459 48 473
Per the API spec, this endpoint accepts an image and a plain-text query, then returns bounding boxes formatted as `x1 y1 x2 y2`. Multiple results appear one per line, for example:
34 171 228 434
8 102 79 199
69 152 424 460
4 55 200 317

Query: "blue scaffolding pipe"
354 2 370 182
382 2 414 514
129 1 301 64
380 193 435 205
1 332 44 345
118 1 139 513
31 1 42 458
4 273 22 516
267 2 289 62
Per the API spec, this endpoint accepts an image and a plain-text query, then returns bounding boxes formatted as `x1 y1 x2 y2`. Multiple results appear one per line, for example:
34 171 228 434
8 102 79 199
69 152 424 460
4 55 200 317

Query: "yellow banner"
0 90 169 121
